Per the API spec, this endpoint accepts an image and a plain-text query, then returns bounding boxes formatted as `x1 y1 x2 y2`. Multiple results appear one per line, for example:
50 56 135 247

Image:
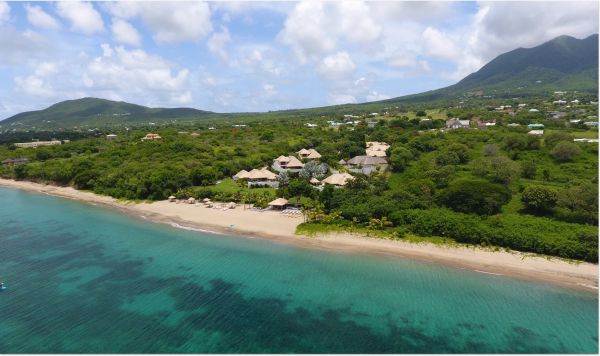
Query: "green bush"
438 178 512 215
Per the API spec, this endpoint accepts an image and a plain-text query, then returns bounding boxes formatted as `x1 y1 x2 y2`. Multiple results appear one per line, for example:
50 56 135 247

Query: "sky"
0 1 597 119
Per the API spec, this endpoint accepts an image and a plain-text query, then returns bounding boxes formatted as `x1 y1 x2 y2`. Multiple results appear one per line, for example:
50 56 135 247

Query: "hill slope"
2 34 597 127
375 34 598 105
1 97 215 127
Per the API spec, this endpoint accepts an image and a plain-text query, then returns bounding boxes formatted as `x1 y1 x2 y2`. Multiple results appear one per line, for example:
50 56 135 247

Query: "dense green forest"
0 99 598 262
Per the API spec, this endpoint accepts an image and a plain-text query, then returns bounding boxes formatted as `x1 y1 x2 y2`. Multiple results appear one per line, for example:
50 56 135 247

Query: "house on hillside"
14 140 62 148
321 172 355 187
233 168 279 188
142 133 161 140
346 155 388 175
272 155 304 172
528 130 544 136
106 134 117 140
445 119 470 129
527 123 544 129
297 148 321 160
1 158 30 165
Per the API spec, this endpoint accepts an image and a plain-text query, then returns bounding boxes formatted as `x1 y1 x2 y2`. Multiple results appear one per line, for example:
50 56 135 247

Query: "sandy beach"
0 178 597 292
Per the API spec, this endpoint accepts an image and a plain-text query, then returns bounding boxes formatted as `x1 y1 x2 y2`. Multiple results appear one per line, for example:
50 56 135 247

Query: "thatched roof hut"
268 198 289 208
322 173 354 186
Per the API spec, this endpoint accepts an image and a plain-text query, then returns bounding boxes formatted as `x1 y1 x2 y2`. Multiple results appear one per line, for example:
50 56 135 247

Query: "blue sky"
0 1 597 119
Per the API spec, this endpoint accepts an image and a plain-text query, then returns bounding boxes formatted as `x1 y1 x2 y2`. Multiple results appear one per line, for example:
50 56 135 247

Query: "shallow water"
0 187 597 353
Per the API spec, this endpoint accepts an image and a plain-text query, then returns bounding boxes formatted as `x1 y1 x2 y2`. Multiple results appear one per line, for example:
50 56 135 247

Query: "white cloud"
278 1 382 61
422 27 461 61
14 62 60 98
425 1 599 80
0 28 54 65
207 26 231 62
56 2 104 34
111 19 141 46
25 4 60 30
0 1 10 24
85 44 189 94
170 91 192 105
317 51 356 80
15 75 54 97
106 2 212 43
370 2 452 22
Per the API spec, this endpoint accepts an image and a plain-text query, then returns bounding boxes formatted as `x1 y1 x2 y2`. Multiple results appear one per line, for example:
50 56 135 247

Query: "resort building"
346 155 388 175
528 130 544 136
365 142 390 157
322 172 355 187
233 168 279 188
106 134 117 140
297 148 321 160
445 119 470 129
527 123 545 129
272 155 304 172
142 133 162 140
1 158 30 165
14 140 62 148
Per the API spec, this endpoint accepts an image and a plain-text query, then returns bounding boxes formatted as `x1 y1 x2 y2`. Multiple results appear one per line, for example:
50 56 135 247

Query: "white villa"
233 167 279 188
14 140 62 148
446 119 470 129
346 155 388 175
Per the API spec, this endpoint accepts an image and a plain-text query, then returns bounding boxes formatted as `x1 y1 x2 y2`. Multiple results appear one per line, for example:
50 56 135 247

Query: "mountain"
2 34 597 127
1 97 216 127
376 34 598 105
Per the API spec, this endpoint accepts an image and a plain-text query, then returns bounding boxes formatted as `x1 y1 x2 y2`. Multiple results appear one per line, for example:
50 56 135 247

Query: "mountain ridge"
2 34 598 127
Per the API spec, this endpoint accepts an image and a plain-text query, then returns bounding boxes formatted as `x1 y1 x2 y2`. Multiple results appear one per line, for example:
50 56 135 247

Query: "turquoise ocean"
0 187 597 353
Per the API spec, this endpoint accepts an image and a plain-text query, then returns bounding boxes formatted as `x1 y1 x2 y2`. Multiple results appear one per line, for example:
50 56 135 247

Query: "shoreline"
0 178 598 293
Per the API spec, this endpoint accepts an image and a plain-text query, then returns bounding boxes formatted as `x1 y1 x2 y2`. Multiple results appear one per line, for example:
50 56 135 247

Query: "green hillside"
1 97 216 127
2 34 597 127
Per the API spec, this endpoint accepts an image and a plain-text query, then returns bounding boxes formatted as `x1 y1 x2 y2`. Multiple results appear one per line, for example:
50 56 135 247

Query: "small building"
14 140 62 148
232 170 249 181
322 172 355 187
552 100 567 105
584 121 599 127
507 123 520 127
191 132 200 137
142 133 161 140
304 123 318 128
1 158 30 165
268 198 289 210
527 123 544 129
235 168 279 188
528 108 539 112
309 177 321 185
272 155 304 172
445 119 470 129
346 155 388 175
106 134 117 140
297 148 321 160
573 138 599 143
528 130 544 136
367 121 378 128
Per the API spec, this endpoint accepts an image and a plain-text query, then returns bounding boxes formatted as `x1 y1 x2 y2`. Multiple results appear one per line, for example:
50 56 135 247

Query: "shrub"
521 185 558 214
438 178 511 215
551 142 582 162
